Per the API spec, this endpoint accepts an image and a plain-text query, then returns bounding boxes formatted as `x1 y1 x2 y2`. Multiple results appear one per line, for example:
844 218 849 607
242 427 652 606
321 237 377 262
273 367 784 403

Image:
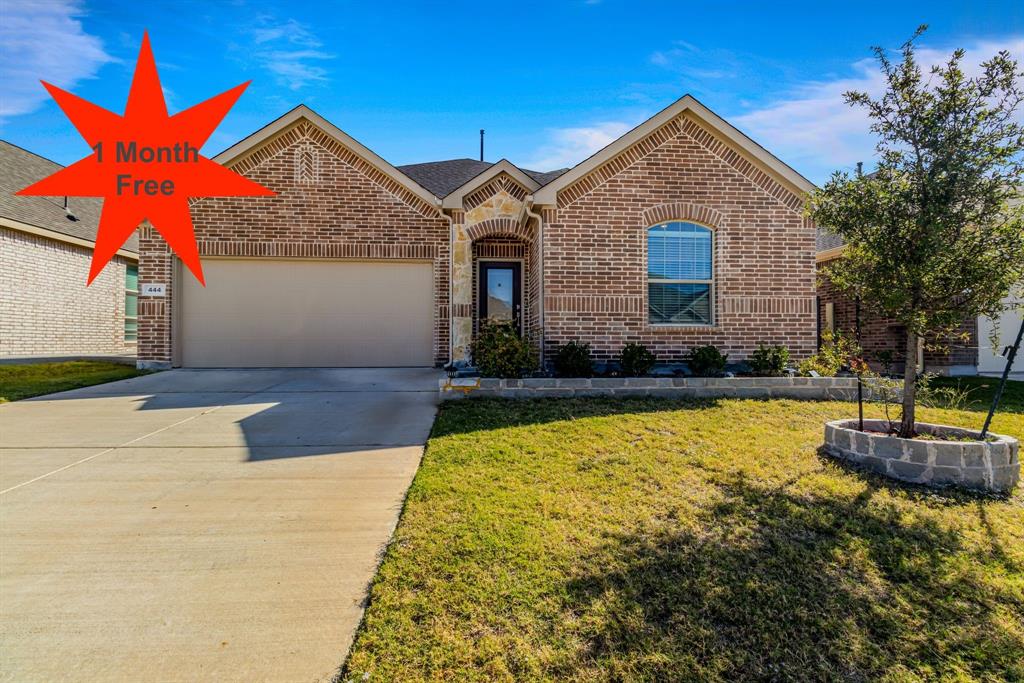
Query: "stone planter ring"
824 419 1019 494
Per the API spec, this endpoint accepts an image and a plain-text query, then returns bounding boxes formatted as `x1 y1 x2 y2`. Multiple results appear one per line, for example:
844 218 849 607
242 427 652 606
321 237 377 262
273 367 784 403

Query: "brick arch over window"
641 202 723 229
465 217 534 242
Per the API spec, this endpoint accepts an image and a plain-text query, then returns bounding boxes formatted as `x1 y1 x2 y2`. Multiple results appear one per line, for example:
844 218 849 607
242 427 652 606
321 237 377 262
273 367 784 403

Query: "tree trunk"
899 328 918 438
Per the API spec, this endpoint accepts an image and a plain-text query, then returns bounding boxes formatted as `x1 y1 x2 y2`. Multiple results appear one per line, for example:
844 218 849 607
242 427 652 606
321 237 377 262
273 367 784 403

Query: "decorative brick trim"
465 173 529 209
139 299 166 316
195 241 438 260
677 115 805 213
557 114 806 214
641 202 724 228
545 295 642 313
558 119 682 208
720 296 815 314
474 240 526 260
209 120 439 219
465 217 533 242
452 303 473 318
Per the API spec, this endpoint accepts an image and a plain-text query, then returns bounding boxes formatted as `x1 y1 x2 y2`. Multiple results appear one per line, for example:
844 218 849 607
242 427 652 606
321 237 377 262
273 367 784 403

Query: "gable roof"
213 105 440 209
398 158 568 198
438 159 546 209
210 97 812 212
534 94 816 205
0 140 137 255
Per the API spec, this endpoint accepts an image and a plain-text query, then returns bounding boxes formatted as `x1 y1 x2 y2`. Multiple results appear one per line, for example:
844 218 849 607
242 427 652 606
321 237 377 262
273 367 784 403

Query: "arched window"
647 221 713 325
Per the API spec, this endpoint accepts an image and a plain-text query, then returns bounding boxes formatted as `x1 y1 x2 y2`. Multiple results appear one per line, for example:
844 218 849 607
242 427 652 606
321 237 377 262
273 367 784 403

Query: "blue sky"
1 0 1022 184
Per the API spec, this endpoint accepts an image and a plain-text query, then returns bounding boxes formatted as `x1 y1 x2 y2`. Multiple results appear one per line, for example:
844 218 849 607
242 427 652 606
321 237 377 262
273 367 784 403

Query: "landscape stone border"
824 418 1020 493
441 376 870 401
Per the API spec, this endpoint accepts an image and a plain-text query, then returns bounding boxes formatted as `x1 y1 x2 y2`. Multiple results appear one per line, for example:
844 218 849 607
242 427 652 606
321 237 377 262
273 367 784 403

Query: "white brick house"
0 141 138 358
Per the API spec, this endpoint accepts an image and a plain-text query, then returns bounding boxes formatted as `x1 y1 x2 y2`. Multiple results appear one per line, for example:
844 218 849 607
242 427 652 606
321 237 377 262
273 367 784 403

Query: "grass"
342 382 1024 682
0 361 145 402
932 375 1024 412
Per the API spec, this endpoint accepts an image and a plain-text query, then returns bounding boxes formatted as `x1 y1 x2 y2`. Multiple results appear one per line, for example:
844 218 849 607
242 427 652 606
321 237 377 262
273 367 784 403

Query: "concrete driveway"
0 368 440 683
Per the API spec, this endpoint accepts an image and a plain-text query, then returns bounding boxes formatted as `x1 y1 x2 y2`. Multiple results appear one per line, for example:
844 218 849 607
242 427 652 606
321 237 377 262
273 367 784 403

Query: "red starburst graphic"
17 32 274 285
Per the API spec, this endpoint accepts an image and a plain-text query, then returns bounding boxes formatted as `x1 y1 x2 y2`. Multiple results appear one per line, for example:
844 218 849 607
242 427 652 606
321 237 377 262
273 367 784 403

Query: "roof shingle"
816 228 846 252
0 140 137 253
397 158 568 197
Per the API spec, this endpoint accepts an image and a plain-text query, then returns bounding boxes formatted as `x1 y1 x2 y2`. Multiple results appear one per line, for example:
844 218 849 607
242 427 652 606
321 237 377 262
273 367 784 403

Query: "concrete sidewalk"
0 368 440 682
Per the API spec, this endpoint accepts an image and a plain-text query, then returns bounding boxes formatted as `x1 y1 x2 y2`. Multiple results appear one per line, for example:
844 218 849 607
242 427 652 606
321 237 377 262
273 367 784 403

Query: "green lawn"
933 375 1024 412
0 361 145 402
343 382 1024 682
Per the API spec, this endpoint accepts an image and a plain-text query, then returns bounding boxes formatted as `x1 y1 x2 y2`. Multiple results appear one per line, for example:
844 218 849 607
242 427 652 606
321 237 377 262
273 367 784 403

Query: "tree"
809 26 1024 438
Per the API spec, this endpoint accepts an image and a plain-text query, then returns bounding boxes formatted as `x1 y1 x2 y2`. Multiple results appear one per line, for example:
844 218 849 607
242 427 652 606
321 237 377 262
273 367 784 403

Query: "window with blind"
125 264 138 342
647 222 713 325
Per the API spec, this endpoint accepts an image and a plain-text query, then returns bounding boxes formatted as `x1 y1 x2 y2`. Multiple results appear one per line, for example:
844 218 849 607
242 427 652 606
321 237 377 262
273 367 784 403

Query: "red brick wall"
816 260 978 373
542 112 817 364
137 111 823 370
138 119 450 367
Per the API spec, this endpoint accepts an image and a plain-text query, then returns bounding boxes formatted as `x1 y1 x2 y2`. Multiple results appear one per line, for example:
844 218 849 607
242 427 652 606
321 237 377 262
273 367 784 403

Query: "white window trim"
646 222 716 328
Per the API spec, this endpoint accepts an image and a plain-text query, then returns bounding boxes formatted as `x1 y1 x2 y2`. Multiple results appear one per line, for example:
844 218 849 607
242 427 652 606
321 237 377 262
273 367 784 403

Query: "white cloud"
0 0 114 122
650 41 742 80
521 120 639 171
731 37 1024 183
248 18 333 91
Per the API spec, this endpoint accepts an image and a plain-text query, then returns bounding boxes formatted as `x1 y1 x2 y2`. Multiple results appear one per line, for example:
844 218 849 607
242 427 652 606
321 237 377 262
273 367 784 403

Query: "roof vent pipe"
480 129 484 162
63 196 79 222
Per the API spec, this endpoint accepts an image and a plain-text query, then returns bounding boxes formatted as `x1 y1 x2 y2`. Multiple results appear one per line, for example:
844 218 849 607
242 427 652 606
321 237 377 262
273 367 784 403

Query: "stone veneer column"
450 210 473 362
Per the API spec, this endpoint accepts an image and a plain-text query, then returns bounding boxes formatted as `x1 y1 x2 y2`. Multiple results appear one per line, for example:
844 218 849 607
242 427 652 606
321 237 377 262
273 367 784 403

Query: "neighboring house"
0 141 138 358
136 95 818 370
816 229 1021 376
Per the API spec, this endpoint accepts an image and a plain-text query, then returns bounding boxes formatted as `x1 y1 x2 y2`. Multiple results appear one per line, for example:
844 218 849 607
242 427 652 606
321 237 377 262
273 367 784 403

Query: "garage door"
180 259 434 367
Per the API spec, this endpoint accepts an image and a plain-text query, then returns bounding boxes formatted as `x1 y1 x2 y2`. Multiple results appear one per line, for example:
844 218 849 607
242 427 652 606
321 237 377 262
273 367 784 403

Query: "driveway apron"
0 368 440 683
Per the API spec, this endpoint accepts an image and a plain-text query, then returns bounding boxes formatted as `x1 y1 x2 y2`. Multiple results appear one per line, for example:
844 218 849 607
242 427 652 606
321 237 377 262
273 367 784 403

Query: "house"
0 141 138 359
816 229 1021 376
135 95 818 370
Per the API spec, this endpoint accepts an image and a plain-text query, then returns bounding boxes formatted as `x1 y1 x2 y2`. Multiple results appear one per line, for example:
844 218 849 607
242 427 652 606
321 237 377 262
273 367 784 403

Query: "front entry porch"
448 175 542 363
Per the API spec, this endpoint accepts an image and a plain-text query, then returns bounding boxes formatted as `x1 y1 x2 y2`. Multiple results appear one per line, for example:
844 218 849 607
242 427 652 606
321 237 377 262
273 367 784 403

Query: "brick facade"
542 111 816 363
1 227 134 357
137 119 450 368
816 259 978 374
136 104 818 369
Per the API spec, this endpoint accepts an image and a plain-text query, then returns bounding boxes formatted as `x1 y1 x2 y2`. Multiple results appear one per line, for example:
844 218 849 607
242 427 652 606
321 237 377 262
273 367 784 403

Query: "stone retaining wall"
441 376 868 401
824 419 1019 493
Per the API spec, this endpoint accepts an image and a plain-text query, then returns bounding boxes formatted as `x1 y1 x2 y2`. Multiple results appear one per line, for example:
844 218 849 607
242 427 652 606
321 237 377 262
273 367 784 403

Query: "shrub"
798 330 862 377
873 349 897 376
553 340 593 377
749 344 790 377
471 320 536 378
619 342 657 377
687 345 728 377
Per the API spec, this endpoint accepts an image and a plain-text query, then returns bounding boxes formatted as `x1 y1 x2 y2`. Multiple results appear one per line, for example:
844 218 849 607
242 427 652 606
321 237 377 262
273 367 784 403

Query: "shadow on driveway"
9 367 442 462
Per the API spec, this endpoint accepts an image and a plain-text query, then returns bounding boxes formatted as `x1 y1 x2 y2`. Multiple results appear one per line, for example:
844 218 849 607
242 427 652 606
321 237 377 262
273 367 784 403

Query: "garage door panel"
181 260 434 367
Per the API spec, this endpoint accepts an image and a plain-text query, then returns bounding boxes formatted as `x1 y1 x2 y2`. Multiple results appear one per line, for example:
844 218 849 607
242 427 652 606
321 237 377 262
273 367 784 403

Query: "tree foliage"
808 26 1024 436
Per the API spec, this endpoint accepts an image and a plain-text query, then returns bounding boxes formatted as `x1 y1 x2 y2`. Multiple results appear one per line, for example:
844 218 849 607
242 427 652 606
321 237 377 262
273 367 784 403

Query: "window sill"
647 323 718 331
